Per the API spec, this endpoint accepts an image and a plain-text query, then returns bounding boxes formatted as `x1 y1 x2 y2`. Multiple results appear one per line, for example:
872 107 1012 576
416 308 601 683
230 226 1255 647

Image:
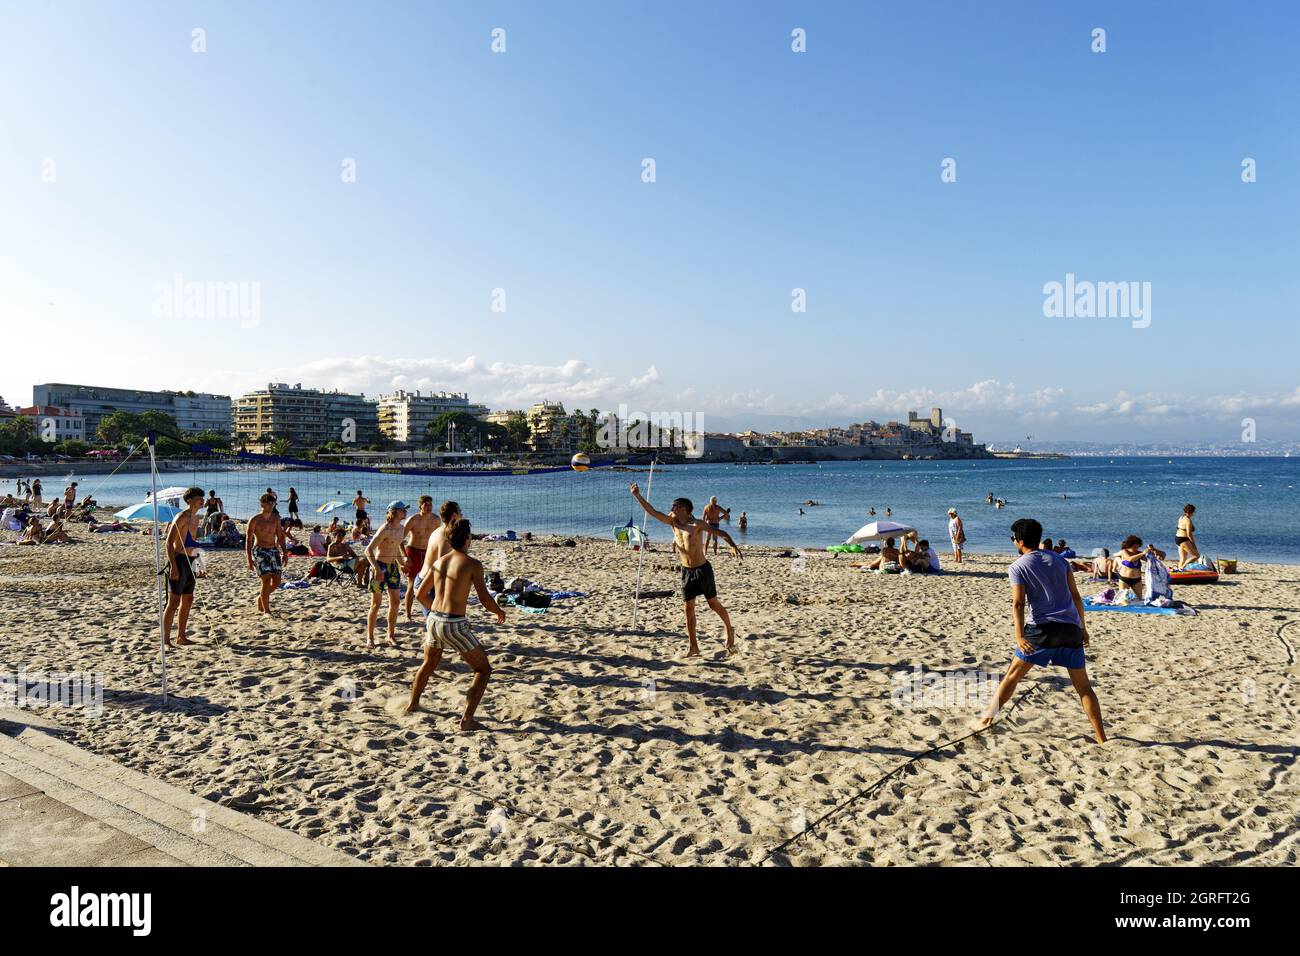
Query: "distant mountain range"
982 440 1299 457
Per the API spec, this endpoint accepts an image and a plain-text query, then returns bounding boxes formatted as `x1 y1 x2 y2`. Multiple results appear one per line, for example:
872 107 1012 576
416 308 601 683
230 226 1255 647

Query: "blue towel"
1083 597 1188 616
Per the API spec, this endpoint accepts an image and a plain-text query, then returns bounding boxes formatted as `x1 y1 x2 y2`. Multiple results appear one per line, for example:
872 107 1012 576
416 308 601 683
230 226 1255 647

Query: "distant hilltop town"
0 383 991 465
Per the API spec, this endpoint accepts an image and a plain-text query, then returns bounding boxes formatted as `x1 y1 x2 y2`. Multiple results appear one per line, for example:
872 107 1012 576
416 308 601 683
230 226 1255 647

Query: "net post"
631 458 656 629
148 431 168 705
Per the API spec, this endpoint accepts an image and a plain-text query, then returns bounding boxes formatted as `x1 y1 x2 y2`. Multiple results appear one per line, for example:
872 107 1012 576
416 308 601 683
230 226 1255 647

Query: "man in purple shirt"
981 517 1106 743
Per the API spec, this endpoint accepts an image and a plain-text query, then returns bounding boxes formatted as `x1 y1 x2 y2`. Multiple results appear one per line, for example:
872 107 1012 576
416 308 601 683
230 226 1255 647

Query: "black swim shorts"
681 561 717 602
168 554 197 596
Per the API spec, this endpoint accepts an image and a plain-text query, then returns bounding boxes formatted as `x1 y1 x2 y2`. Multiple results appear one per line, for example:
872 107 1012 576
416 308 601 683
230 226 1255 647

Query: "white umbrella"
147 486 190 503
846 520 916 545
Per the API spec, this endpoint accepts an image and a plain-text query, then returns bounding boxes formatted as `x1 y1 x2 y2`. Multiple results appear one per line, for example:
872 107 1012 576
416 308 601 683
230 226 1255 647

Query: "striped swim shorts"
425 611 481 654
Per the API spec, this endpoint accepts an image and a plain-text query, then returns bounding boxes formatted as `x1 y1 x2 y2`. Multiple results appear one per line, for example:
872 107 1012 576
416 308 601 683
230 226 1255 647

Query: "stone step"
0 708 363 867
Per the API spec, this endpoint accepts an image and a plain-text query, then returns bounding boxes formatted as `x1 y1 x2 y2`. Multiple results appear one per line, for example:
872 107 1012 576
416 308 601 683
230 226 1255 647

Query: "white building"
18 405 86 443
376 390 490 445
32 383 231 437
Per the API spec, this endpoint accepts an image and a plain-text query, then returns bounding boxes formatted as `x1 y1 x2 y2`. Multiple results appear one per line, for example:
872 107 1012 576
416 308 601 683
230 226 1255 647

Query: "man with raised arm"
630 482 742 657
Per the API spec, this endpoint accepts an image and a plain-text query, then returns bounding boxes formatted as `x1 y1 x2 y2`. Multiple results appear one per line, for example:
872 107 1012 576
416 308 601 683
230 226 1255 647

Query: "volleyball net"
150 449 652 540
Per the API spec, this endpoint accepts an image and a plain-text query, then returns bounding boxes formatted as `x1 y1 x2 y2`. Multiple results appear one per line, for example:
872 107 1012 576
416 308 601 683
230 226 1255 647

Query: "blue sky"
1 1 1296 442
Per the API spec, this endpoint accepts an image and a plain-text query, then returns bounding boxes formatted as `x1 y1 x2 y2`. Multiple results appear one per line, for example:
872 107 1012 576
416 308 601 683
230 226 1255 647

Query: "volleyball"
570 453 591 472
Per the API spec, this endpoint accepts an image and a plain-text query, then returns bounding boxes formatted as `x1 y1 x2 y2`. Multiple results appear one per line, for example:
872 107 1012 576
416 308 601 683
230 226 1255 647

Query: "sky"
1 1 1296 444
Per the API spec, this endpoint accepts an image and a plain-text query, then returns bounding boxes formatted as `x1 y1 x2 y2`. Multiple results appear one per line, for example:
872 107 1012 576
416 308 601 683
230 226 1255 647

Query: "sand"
1 522 1297 866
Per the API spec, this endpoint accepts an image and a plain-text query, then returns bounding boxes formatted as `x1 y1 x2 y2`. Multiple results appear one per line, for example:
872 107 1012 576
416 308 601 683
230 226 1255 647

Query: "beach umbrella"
116 501 182 523
316 500 348 514
147 486 191 500
846 519 916 544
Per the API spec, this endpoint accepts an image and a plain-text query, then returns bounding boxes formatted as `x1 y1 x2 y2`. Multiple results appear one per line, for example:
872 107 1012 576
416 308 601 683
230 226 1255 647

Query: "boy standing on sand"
630 483 742 657
401 495 440 621
406 518 504 731
981 517 1106 743
246 493 286 615
163 487 205 647
365 501 407 648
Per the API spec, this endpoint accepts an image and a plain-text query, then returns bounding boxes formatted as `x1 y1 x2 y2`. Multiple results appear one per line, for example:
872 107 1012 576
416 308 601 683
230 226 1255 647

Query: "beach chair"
614 523 646 549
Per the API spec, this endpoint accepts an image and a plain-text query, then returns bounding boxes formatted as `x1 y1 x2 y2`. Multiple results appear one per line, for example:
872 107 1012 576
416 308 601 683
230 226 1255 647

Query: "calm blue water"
10 457 1300 564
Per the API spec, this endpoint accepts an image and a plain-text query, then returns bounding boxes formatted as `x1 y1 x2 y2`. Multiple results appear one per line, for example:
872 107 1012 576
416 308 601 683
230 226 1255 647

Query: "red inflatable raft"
1169 569 1220 584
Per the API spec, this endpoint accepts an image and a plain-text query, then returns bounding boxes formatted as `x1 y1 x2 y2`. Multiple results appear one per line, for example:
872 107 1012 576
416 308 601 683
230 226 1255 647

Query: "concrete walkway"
0 708 364 867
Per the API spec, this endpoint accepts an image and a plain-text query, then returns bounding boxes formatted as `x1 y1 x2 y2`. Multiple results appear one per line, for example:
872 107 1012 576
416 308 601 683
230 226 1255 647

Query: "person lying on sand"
631 482 741 657
981 517 1105 744
406 518 504 731
89 519 132 533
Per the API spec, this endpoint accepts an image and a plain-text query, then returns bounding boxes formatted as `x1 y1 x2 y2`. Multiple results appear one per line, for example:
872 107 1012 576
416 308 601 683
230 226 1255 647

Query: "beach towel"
502 594 547 613
826 544 865 553
279 579 312 590
1144 555 1174 603
1084 596 1196 616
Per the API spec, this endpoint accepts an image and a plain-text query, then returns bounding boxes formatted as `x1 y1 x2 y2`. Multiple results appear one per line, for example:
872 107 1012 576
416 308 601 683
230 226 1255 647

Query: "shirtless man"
405 518 504 731
63 482 77 512
364 501 407 648
631 483 741 657
352 489 371 525
702 496 727 555
246 493 286 614
414 500 462 615
163 487 206 646
402 495 441 620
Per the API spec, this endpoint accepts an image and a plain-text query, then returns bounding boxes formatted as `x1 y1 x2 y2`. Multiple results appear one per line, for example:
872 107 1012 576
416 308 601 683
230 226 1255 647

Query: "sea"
10 456 1300 565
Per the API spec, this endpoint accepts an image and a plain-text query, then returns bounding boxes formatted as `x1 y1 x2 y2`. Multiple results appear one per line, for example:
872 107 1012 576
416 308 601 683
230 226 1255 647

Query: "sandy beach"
2 524 1297 866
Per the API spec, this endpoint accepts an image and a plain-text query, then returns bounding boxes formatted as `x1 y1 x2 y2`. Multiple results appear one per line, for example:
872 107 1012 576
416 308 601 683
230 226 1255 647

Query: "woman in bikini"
1115 535 1166 600
1175 503 1199 569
